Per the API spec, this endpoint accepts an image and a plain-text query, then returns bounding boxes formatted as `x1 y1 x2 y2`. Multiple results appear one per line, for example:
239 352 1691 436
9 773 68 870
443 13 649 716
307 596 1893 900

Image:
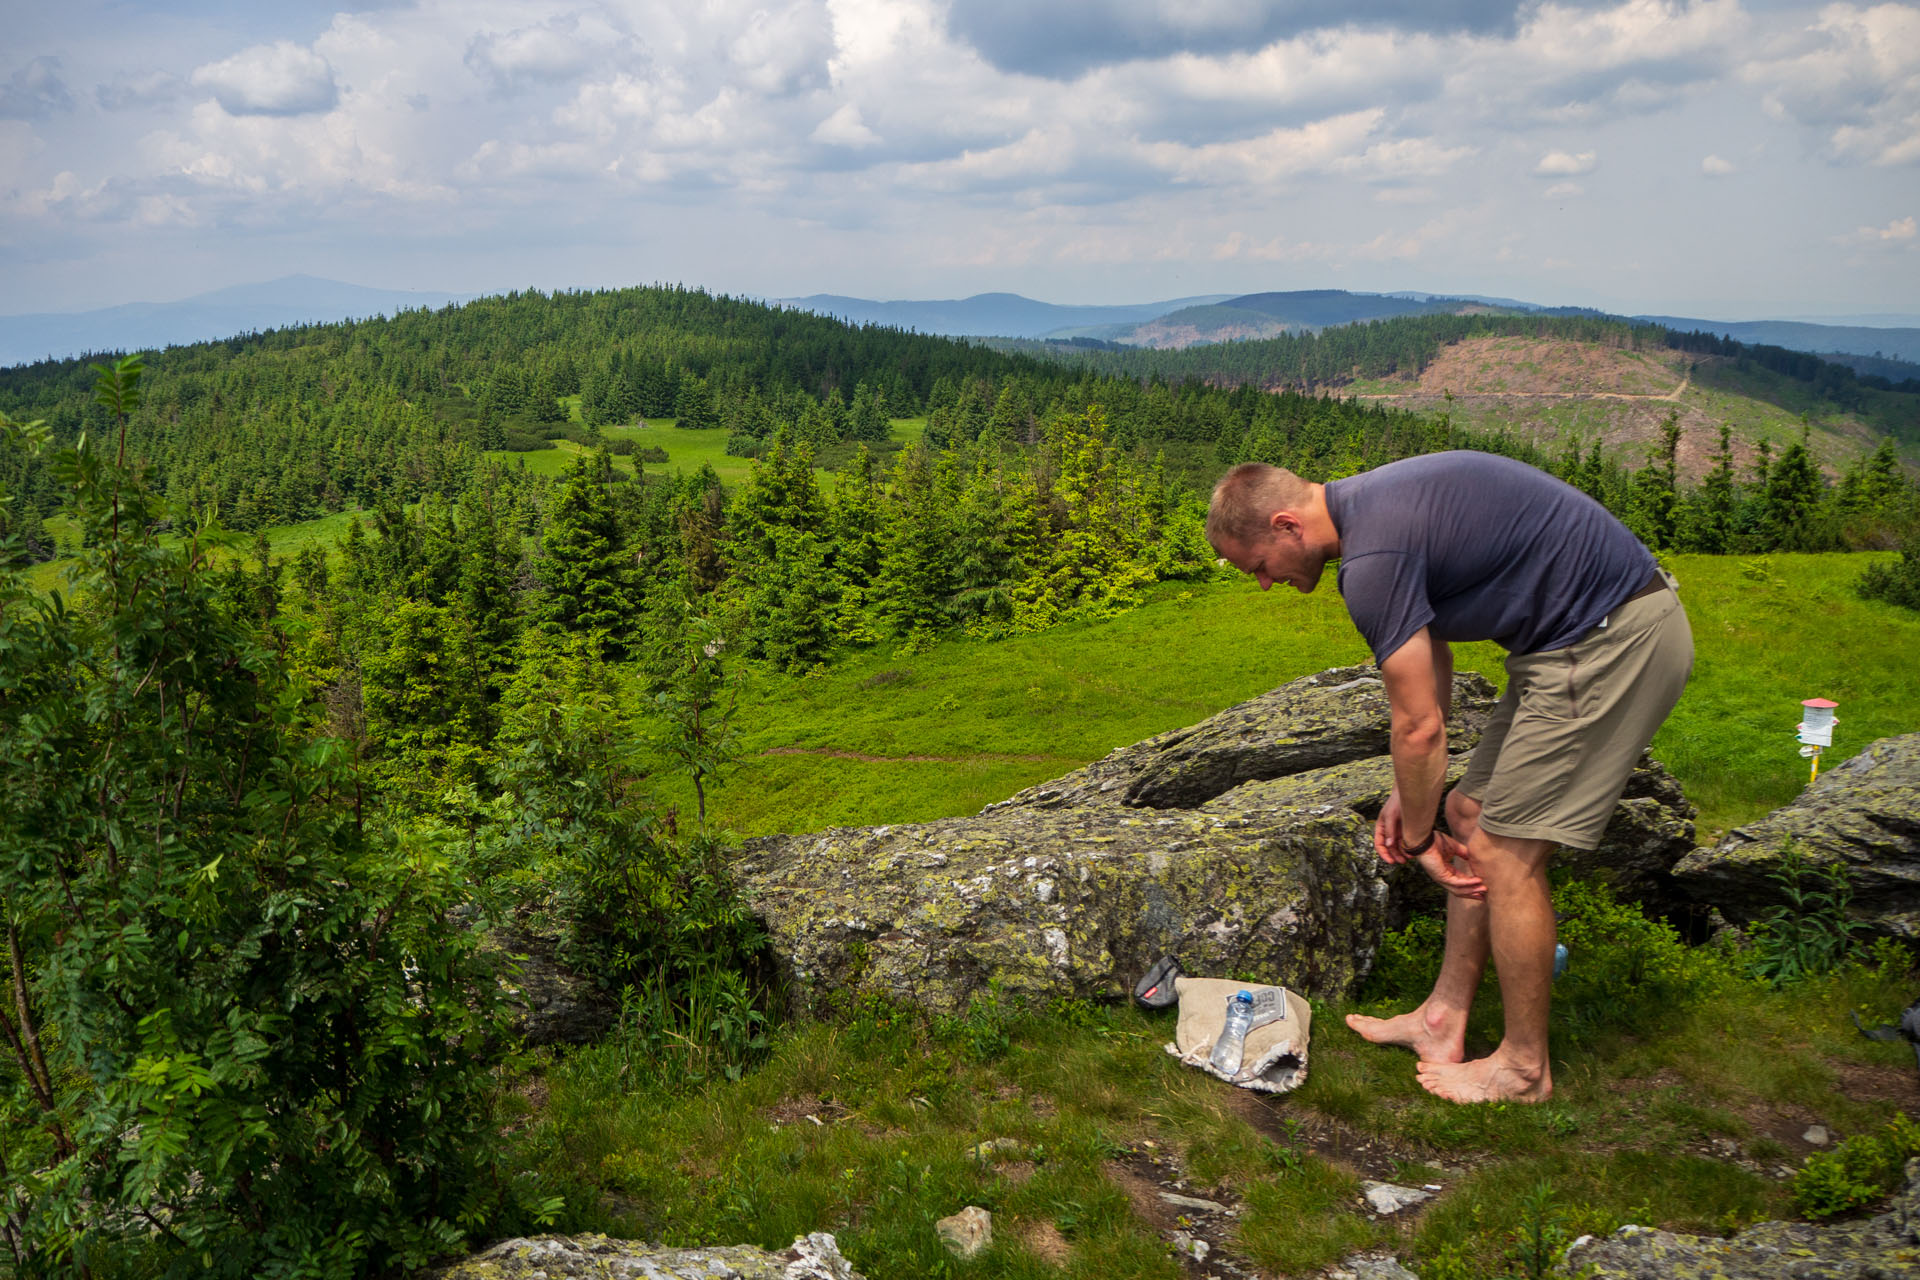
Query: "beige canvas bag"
1164 976 1313 1094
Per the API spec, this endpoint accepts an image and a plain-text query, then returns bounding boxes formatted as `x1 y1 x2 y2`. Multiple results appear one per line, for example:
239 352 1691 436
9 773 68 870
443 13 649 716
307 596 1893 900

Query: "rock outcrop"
483 919 618 1048
1558 1158 1920 1278
1673 732 1920 938
731 666 1698 1015
432 1232 862 1279
989 666 1498 811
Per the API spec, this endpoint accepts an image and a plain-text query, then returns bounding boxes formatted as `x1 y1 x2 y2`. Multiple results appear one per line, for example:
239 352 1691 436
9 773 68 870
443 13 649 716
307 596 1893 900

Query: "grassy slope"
1341 337 1918 476
666 552 1917 843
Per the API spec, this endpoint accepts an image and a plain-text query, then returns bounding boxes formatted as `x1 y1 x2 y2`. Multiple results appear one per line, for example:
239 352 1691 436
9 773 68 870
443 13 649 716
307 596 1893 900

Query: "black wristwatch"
1403 831 1436 858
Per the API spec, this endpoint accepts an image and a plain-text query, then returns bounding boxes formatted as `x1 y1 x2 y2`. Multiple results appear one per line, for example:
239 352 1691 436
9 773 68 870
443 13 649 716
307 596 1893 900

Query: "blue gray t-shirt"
1322 452 1656 663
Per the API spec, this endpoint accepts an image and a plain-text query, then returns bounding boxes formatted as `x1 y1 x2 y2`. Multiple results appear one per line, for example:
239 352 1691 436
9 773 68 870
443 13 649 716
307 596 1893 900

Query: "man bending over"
1206 453 1691 1103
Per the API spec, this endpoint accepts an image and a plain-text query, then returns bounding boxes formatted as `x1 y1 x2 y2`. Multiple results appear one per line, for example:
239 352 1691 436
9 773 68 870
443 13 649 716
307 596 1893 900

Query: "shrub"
1550 879 1736 1045
0 366 525 1277
1744 840 1865 987
500 426 557 451
1794 1113 1920 1219
484 638 773 1087
1856 549 1920 611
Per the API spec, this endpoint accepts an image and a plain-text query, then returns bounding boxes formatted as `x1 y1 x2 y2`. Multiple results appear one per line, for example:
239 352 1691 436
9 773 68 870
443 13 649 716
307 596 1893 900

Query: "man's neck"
1307 483 1341 559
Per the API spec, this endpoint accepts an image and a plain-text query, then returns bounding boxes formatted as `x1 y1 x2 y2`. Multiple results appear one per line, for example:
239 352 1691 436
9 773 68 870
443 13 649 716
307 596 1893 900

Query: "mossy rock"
432 1231 861 1279
1559 1157 1920 1278
1674 732 1920 937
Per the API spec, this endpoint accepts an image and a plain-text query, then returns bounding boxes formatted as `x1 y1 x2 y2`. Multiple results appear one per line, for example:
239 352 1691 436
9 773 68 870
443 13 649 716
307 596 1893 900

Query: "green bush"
1794 1112 1920 1219
0 366 527 1277
1856 549 1920 611
1744 840 1865 987
499 426 558 451
483 637 773 1088
1550 880 1736 1045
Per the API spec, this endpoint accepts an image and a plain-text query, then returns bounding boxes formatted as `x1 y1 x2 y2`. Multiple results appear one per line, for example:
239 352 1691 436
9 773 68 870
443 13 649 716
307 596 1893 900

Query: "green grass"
482 417 927 488
658 552 1916 841
510 951 1918 1279
28 506 371 595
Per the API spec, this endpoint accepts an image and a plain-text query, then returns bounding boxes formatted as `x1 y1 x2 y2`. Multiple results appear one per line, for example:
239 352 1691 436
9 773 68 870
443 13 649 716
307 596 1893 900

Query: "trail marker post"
1796 697 1839 784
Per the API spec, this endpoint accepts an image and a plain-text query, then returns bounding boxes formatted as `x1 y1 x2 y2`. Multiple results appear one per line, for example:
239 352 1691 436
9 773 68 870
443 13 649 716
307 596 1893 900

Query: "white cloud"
1840 213 1917 242
1744 3 1920 165
190 41 338 117
1700 152 1735 174
1534 148 1598 176
465 18 607 95
811 103 879 147
1543 180 1585 197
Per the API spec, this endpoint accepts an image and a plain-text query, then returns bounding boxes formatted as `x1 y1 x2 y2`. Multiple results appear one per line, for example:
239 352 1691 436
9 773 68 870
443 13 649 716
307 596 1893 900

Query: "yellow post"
1809 745 1822 784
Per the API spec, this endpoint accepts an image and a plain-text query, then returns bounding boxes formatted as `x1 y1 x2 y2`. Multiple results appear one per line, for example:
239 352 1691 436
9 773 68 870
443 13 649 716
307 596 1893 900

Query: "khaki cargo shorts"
1457 569 1693 850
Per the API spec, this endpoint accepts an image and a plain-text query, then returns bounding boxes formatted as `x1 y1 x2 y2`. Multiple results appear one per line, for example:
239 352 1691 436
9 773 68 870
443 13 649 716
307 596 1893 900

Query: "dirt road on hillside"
1355 368 1692 403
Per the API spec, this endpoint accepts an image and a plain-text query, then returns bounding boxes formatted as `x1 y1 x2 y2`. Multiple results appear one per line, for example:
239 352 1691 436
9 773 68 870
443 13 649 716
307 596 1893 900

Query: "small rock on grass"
935 1206 993 1259
1158 1191 1229 1213
1804 1125 1830 1146
1327 1255 1419 1280
1171 1231 1211 1262
1360 1181 1432 1215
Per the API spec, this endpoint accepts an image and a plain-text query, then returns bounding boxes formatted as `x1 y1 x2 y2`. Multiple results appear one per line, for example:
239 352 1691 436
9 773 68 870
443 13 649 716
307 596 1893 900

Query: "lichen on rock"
431 1231 863 1279
1673 732 1920 938
1558 1157 1920 1278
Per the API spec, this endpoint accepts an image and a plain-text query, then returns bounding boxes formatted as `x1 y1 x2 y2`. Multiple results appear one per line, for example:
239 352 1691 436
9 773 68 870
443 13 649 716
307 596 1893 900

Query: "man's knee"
1445 789 1482 835
1466 826 1555 885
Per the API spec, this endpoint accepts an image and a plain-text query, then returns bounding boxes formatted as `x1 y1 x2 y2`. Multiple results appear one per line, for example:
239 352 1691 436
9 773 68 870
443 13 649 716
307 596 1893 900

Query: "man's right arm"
1378 628 1482 898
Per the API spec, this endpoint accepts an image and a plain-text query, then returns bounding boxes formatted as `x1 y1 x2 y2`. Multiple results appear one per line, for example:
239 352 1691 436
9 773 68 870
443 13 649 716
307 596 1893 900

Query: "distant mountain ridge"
0 275 474 367
8 276 1917 376
775 292 1236 338
1631 315 1920 365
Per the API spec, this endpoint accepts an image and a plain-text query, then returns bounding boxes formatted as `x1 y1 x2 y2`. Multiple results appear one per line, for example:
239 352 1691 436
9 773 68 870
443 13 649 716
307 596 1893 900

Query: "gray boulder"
432 1232 862 1279
993 665 1497 812
1673 732 1920 938
731 795 1386 1017
1558 1158 1920 1278
731 666 1698 1016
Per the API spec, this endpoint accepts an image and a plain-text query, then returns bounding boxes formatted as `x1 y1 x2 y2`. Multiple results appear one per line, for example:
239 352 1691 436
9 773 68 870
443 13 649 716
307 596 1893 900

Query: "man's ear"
1267 508 1301 540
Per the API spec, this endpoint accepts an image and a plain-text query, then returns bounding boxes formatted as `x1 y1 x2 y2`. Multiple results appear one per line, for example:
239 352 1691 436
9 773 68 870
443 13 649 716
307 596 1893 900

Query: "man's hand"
1374 787 1405 862
1416 831 1485 899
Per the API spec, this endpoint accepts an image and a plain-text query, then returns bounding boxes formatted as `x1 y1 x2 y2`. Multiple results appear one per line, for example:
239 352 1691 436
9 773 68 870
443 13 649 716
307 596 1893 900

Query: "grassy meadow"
646 551 1918 843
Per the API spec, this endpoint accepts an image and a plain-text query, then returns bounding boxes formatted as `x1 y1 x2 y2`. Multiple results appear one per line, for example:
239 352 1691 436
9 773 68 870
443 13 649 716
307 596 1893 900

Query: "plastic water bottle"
1553 943 1570 979
1209 990 1256 1077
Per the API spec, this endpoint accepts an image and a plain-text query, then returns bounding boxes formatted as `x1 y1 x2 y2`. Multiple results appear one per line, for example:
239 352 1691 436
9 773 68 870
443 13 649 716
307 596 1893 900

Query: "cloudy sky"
2 0 1917 318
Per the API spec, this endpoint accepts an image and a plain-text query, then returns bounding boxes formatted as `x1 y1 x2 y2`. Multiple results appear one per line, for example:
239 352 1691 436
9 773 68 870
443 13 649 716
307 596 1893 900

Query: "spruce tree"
538 449 638 652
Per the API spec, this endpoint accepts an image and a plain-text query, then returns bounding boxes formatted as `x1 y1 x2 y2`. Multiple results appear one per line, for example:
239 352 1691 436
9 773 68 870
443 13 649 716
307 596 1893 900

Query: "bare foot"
1344 1005 1466 1064
1415 1052 1552 1104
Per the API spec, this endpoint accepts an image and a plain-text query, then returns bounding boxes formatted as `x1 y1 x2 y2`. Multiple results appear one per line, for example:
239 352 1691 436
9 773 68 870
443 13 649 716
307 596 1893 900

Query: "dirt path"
1355 369 1691 403
760 746 1054 764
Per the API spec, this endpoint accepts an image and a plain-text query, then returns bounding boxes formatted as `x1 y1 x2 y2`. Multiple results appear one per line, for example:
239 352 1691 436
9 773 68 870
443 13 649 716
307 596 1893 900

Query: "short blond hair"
1207 463 1311 549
